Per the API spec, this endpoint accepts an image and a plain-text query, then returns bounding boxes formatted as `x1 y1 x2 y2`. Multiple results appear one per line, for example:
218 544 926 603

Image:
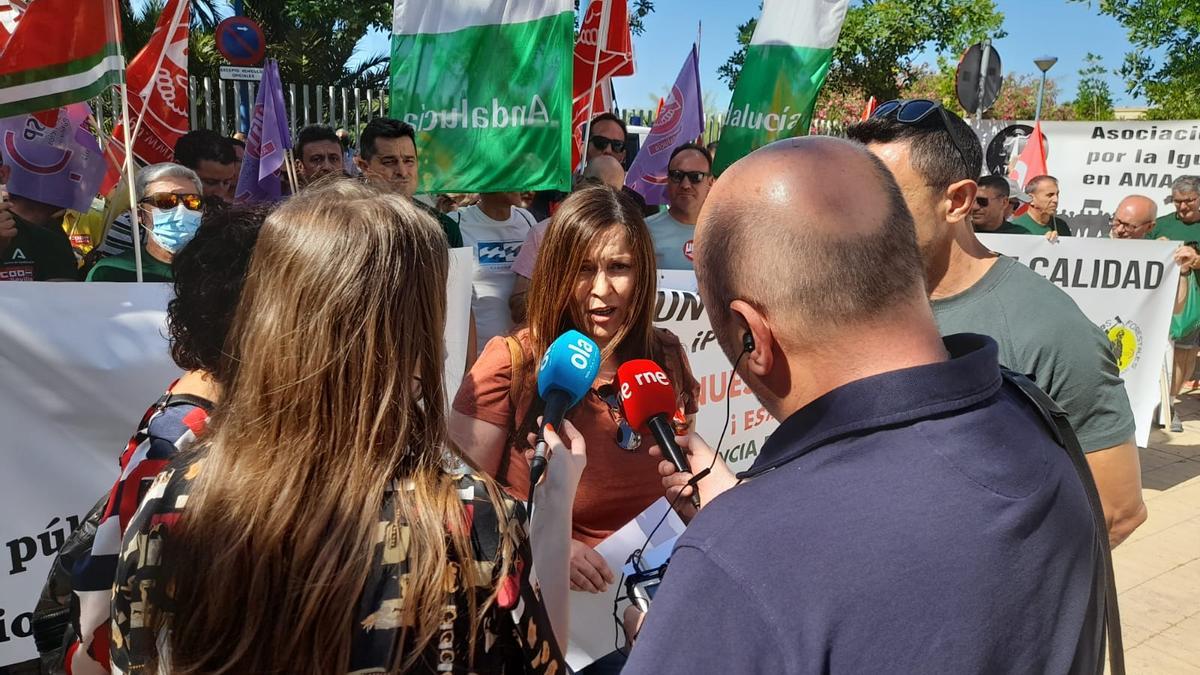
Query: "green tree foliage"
1071 52 1114 120
1071 0 1200 119
719 0 1006 102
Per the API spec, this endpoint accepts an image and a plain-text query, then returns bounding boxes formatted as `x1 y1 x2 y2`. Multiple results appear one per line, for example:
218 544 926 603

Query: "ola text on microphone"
529 330 601 488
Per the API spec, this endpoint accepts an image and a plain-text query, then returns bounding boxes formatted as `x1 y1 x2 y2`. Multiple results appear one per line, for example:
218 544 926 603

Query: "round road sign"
215 17 266 67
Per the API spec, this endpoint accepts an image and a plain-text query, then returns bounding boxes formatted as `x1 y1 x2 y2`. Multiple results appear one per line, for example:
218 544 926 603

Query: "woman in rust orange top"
452 185 698 596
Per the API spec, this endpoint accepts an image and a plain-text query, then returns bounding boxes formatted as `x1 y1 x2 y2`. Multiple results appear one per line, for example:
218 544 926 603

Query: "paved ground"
1113 393 1200 673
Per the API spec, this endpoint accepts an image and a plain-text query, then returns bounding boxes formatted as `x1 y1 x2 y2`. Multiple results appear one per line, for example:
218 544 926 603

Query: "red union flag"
100 0 189 194
1008 121 1048 217
571 0 634 168
0 0 31 52
0 0 123 118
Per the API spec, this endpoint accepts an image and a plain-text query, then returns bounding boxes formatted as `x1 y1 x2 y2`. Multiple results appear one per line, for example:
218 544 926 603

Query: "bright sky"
176 0 1151 112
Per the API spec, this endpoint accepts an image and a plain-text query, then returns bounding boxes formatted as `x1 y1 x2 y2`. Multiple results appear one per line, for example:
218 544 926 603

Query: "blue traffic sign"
215 17 266 67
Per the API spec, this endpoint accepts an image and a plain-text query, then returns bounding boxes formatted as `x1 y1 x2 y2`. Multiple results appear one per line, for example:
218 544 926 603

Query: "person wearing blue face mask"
88 164 205 282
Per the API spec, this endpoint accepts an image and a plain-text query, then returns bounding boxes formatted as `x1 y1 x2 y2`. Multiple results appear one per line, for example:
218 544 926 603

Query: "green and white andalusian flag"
712 0 850 175
390 0 573 193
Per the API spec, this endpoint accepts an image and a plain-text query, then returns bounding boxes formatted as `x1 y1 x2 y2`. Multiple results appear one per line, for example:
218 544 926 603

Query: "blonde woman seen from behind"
109 181 582 674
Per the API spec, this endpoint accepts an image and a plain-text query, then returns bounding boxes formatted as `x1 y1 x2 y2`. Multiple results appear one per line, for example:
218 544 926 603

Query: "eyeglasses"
975 196 990 207
590 136 626 153
872 99 975 181
1111 217 1150 231
668 170 709 185
594 384 642 451
139 192 203 211
1175 196 1198 207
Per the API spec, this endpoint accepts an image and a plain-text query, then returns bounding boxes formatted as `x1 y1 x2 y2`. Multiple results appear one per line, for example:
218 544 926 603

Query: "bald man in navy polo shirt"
623 137 1106 674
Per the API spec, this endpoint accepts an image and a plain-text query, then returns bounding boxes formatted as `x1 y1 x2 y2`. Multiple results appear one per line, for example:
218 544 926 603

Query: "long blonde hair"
157 181 503 673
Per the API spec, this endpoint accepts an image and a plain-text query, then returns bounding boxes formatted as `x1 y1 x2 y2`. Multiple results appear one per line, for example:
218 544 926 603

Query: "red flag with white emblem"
571 0 634 169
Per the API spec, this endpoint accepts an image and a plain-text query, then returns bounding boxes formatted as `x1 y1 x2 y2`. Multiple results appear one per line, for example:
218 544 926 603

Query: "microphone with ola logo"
617 359 701 508
528 330 602 492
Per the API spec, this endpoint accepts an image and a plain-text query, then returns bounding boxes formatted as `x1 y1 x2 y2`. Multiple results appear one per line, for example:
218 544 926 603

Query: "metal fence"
87 79 850 146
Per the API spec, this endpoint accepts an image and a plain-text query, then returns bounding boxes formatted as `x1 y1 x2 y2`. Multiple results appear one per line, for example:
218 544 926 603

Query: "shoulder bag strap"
1002 369 1124 675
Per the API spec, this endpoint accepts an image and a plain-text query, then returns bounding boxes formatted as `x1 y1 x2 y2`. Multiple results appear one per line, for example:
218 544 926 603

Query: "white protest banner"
654 284 777 474
0 250 473 666
976 119 1200 237
979 234 1177 446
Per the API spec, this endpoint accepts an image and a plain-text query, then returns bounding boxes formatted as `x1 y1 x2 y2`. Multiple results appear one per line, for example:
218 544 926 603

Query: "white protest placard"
0 249 473 666
979 234 1178 446
976 119 1200 237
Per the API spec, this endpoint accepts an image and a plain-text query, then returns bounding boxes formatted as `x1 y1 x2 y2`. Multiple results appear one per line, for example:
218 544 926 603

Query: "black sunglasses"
668 169 709 185
872 99 975 180
594 384 642 451
590 136 626 153
975 196 990 207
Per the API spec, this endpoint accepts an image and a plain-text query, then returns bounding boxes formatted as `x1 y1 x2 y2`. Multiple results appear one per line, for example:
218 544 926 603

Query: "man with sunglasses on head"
86 164 204 282
971 174 1029 234
848 100 1146 549
645 143 713 270
0 157 78 281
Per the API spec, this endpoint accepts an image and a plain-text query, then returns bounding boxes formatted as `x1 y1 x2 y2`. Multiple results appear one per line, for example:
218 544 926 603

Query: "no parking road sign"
215 16 265 66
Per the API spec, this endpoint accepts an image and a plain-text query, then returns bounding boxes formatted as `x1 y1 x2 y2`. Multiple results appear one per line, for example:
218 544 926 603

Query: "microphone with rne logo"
617 359 701 509
528 330 602 495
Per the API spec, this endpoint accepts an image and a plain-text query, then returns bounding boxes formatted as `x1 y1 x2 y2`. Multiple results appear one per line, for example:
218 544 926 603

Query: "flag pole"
110 0 144 283
579 0 613 172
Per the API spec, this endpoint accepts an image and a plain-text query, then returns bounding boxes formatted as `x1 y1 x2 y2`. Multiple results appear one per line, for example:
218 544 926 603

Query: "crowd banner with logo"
100 0 189 195
0 0 124 119
711 0 850 176
0 103 106 213
390 0 573 193
625 44 704 206
976 119 1200 237
980 234 1177 446
0 251 473 666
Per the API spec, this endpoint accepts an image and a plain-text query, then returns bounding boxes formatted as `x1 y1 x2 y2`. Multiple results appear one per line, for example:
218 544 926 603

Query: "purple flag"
235 59 291 202
625 44 704 206
0 103 105 212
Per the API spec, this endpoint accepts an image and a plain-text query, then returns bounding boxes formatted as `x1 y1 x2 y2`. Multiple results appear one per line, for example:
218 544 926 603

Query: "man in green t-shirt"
971 175 1032 234
1011 175 1072 238
1144 177 1200 426
1150 175 1200 241
87 163 205 283
849 103 1146 548
1 162 78 281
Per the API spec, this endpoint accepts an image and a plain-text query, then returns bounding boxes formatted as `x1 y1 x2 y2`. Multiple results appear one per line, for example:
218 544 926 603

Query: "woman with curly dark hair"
54 204 267 674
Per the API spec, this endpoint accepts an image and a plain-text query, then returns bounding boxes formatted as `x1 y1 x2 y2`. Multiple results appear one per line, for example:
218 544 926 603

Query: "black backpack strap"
1001 369 1124 675
158 392 215 413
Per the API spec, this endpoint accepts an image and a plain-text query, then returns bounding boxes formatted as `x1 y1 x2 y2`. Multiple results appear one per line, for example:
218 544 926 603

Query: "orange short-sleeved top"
453 328 699 547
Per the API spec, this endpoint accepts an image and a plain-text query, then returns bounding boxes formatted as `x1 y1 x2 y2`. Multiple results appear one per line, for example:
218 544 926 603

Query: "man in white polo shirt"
645 143 713 270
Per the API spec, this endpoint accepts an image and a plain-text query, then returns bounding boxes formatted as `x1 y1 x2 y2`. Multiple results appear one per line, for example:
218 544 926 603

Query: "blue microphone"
528 330 601 492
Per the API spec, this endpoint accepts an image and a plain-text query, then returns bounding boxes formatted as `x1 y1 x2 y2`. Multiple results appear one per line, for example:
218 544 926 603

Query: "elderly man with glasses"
644 143 714 271
86 163 205 282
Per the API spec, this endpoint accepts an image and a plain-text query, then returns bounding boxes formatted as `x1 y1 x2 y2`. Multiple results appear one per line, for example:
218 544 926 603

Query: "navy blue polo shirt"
625 334 1099 674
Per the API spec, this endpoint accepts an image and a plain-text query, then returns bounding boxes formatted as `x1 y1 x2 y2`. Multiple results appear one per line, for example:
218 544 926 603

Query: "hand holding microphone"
528 330 601 495
616 359 703 510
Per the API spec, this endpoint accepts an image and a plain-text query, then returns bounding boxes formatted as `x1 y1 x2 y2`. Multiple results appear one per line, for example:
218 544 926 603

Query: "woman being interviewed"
453 185 699 595
110 181 581 674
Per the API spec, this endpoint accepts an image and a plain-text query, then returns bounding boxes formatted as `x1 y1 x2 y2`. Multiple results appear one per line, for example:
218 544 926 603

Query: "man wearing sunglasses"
644 144 713 271
971 174 1029 234
585 113 629 167
848 100 1146 549
87 164 204 282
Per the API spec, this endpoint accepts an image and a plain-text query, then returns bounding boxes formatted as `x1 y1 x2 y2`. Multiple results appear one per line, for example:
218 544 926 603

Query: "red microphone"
617 360 700 508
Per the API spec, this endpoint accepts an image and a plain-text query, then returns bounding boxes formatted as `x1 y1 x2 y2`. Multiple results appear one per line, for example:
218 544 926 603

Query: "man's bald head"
582 154 626 190
696 136 927 358
1111 195 1158 239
